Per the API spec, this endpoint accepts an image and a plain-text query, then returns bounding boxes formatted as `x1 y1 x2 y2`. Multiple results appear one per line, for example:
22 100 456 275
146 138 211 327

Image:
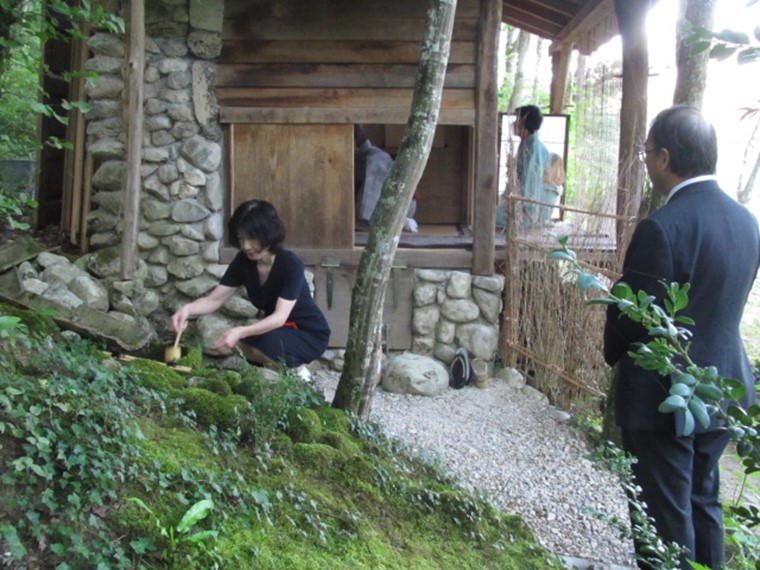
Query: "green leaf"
658 394 687 413
611 282 634 300
129 537 154 554
713 28 750 45
671 282 690 312
703 366 718 382
617 299 637 313
669 383 692 397
182 529 218 544
588 298 617 306
577 273 608 291
127 497 155 517
682 409 695 436
176 499 214 534
689 39 714 54
688 397 711 429
673 373 697 386
722 378 746 401
548 232 568 245
0 524 27 559
737 46 760 64
693 383 723 402
548 250 575 262
709 44 738 61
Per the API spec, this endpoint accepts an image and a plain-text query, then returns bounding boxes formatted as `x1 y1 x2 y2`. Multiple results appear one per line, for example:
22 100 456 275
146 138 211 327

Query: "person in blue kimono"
514 105 550 228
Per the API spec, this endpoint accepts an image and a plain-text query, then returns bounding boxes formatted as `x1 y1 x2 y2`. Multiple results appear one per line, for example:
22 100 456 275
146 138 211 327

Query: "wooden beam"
219 40 476 65
551 0 614 54
219 105 476 125
471 0 501 275
215 63 476 89
501 7 563 39
216 87 475 109
121 0 145 279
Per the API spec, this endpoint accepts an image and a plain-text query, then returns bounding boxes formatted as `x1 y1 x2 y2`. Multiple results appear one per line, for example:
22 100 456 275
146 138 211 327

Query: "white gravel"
312 370 637 568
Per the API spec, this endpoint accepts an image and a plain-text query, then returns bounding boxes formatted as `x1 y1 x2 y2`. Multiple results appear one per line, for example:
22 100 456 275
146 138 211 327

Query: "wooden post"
472 0 501 275
121 0 145 279
613 0 649 249
549 46 572 114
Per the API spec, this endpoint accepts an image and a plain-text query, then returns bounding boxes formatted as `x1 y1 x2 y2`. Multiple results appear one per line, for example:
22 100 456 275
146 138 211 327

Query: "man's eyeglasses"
637 145 657 161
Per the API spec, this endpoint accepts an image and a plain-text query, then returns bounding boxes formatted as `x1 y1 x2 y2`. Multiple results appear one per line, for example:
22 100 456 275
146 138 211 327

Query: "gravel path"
312 369 637 568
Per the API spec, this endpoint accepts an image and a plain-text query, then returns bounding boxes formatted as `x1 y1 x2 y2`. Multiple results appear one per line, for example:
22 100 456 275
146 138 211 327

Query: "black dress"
220 249 330 367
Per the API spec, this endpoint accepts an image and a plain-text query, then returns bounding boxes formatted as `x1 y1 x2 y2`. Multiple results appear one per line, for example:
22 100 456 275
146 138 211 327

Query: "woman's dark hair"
515 104 543 133
648 105 717 177
227 199 286 252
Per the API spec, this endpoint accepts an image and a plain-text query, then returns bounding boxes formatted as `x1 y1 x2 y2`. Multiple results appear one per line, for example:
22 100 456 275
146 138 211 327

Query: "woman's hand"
212 327 245 353
169 285 238 335
171 305 191 333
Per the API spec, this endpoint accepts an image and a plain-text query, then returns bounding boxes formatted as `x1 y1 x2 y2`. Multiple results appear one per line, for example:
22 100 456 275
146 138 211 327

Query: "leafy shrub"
0 187 37 230
0 334 145 568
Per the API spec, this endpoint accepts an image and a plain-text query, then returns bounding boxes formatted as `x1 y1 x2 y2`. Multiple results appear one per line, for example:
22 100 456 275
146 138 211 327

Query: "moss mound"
121 357 188 392
0 329 564 570
181 388 249 429
196 377 233 397
286 407 323 443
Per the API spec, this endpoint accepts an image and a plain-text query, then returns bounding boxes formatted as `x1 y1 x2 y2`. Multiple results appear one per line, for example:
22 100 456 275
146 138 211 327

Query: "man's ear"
657 147 671 171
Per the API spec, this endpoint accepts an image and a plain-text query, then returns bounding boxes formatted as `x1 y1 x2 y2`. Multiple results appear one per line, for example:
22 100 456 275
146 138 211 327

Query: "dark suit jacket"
604 179 760 433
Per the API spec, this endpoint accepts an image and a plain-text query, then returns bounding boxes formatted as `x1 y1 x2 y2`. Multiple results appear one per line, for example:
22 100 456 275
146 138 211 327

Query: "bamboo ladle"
164 328 183 364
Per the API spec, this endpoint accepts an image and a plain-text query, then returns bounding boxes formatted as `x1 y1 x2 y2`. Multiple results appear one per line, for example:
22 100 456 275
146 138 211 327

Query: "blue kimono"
517 133 550 228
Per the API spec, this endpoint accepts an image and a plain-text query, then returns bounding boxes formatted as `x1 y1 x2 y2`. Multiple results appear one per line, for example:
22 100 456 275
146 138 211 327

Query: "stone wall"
83 0 226 337
412 270 503 366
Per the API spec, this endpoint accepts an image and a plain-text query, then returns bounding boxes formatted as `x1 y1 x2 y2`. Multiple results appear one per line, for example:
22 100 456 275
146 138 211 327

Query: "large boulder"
381 353 449 397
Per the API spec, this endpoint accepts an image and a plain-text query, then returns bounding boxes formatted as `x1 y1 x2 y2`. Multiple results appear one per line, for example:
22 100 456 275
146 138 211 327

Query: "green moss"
197 377 233 397
121 357 188 392
271 433 293 450
285 407 323 443
290 442 344 470
233 376 261 401
176 345 203 368
319 430 360 456
180 389 249 430
136 419 217 473
220 370 243 390
0 303 59 336
316 407 351 433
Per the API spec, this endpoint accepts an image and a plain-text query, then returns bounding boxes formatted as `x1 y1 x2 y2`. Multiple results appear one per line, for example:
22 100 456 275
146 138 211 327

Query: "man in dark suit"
604 105 760 570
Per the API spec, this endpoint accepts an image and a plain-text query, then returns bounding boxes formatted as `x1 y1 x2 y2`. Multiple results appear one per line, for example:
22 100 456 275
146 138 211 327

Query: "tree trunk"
332 0 457 417
531 37 544 102
503 24 516 79
739 150 760 205
673 0 716 108
507 29 531 111
738 116 760 205
572 54 586 107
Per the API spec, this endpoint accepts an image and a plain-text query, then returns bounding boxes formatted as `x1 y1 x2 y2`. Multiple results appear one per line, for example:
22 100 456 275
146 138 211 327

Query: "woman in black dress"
171 200 330 379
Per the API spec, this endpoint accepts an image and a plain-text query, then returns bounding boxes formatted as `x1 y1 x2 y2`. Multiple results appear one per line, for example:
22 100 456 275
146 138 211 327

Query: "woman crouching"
171 200 330 380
